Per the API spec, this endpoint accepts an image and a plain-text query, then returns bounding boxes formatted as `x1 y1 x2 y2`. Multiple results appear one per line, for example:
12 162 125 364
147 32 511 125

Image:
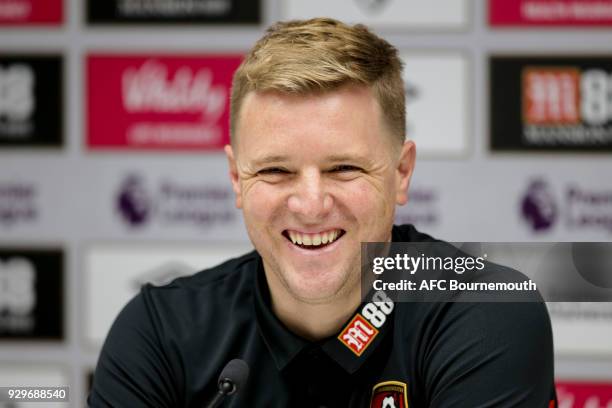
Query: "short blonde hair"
230 17 405 147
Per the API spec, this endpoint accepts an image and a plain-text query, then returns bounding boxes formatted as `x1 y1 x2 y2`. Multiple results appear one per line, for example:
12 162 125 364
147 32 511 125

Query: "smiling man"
226 83 413 341
89 18 557 407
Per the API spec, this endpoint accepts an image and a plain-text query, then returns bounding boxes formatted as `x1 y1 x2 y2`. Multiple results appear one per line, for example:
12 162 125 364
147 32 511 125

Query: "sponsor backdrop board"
0 248 64 341
0 0 63 26
549 303 612 356
86 0 260 25
83 160 246 240
4 157 611 244
490 55 612 152
401 52 469 157
86 54 242 151
0 178 40 232
0 163 83 239
1 1 612 404
282 0 469 30
83 243 252 347
556 381 612 407
0 55 63 148
0 157 247 241
490 0 612 27
400 161 612 242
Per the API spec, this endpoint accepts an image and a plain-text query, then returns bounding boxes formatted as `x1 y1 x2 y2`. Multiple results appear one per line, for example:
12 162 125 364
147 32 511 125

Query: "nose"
287 169 333 221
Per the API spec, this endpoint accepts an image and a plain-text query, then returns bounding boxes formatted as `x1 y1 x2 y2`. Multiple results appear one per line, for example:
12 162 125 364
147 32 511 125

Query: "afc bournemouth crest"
370 381 409 408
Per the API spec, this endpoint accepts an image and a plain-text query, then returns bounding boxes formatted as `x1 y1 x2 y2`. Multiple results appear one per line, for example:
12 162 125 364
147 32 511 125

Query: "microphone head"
218 359 249 396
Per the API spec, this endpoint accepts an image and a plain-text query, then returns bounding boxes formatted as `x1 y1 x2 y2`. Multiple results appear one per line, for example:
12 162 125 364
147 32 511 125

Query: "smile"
283 229 345 249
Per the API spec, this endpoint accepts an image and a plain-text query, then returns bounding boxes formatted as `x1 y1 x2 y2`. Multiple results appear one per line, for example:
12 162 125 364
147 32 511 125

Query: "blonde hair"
230 17 405 147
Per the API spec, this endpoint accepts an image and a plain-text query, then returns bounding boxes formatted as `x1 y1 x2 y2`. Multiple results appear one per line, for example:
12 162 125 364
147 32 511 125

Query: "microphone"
204 359 250 408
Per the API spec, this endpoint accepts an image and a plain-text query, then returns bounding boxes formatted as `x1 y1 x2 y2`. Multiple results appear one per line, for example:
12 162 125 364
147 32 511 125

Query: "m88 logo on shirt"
338 290 394 356
370 381 409 408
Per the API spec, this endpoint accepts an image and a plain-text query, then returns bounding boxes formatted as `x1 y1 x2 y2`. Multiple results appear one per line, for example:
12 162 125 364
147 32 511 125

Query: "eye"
255 167 292 183
329 165 362 173
257 167 290 175
328 164 363 180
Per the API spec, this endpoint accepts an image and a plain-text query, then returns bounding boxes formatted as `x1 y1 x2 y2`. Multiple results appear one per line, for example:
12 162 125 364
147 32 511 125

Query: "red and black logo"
338 313 378 356
370 381 409 408
0 248 64 340
337 290 394 356
87 0 260 25
0 55 63 148
490 56 612 152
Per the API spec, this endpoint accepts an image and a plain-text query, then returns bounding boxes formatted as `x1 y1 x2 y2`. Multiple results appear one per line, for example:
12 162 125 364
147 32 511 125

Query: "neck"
266 275 361 342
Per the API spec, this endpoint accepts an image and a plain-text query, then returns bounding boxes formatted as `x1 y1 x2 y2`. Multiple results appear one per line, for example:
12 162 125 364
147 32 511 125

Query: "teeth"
287 230 342 247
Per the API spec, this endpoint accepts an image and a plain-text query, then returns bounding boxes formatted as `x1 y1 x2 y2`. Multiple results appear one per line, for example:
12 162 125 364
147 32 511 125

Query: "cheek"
338 179 395 215
242 183 285 224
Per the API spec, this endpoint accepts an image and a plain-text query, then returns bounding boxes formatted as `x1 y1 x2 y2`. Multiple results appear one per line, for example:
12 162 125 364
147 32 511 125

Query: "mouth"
282 228 346 250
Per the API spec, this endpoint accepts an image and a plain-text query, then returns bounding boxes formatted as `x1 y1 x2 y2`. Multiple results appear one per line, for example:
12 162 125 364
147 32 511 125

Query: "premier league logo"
521 179 557 232
370 381 409 408
116 174 153 227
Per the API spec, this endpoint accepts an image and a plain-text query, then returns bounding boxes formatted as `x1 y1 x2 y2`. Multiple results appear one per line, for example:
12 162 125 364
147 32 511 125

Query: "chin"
287 287 342 304
284 268 351 303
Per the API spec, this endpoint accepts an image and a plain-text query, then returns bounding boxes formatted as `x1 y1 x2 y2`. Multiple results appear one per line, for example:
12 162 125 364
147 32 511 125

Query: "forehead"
235 85 392 157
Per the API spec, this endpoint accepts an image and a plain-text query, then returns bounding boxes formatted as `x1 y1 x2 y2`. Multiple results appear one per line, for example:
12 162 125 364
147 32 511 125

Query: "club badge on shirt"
370 381 409 408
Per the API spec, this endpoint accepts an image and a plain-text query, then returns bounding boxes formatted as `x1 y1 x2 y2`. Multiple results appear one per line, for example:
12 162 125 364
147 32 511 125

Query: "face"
226 85 415 305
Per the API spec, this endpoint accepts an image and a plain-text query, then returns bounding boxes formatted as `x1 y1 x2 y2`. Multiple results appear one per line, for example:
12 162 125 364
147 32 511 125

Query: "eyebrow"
325 154 370 163
249 154 372 167
250 155 290 167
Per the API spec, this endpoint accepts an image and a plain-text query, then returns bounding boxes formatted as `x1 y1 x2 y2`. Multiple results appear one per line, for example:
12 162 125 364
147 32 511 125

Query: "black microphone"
205 359 250 408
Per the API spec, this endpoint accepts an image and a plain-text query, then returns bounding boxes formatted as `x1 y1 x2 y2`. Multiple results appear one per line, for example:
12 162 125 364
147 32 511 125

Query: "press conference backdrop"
1 0 612 406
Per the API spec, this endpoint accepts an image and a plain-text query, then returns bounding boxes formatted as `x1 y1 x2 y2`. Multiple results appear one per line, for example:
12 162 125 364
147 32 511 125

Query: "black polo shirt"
89 224 557 407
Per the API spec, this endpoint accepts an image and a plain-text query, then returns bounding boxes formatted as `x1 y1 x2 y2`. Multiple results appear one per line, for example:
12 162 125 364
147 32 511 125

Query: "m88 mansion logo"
338 290 394 356
0 55 63 148
0 249 63 340
490 56 612 152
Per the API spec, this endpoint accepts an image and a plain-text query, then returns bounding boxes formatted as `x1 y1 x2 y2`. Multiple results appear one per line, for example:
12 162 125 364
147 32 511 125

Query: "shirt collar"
253 257 308 370
253 254 395 374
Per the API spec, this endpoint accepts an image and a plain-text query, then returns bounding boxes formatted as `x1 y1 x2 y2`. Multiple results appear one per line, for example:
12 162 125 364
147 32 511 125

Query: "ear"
224 144 243 209
395 140 416 206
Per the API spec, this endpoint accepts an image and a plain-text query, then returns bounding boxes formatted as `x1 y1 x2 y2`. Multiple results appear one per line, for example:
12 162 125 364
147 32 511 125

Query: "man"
89 18 557 407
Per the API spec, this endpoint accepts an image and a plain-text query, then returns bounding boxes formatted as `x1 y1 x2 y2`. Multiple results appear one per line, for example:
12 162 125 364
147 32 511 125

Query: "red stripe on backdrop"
489 0 612 27
0 0 63 25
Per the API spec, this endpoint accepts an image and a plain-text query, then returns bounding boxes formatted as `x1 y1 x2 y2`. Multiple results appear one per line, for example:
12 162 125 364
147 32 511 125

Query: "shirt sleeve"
88 287 182 408
423 301 557 408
